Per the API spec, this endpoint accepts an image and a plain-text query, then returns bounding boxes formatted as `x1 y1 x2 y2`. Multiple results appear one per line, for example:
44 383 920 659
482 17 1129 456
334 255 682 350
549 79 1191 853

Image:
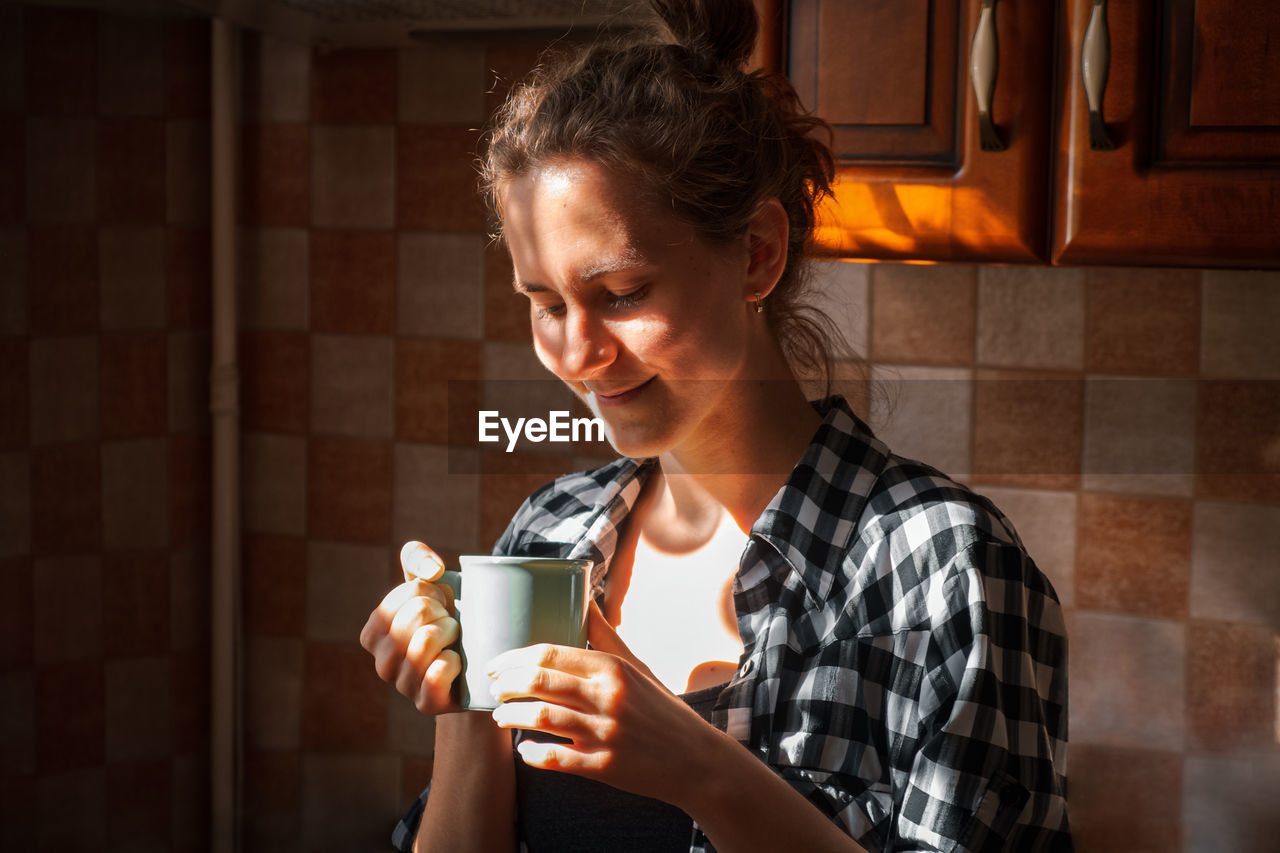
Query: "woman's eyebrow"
512 251 649 294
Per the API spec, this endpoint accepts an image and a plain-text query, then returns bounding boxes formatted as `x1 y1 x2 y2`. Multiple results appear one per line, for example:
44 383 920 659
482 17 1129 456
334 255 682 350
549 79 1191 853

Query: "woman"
361 1 1071 851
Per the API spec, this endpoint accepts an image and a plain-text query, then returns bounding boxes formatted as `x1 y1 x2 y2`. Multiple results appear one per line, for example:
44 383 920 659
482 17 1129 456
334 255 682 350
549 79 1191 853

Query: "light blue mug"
439 556 591 710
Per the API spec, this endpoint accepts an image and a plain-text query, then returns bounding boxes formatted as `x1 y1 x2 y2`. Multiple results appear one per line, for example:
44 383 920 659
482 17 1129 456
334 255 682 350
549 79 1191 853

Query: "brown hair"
481 0 845 386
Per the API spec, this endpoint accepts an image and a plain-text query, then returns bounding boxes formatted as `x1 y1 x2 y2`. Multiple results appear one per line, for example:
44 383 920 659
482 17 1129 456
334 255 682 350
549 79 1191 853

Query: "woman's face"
500 159 764 460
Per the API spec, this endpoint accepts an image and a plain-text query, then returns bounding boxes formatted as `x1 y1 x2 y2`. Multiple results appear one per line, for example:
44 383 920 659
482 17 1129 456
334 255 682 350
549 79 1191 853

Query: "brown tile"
97 15 164 117
105 655 172 761
169 549 210 653
242 432 306 535
165 226 212 330
971 369 1083 490
240 227 309 330
1196 379 1280 503
299 752 402 850
396 125 485 232
25 117 96 223
1186 620 1276 752
870 264 976 365
240 330 309 433
398 232 485 338
484 240 532 343
1076 494 1191 619
98 118 166 224
102 438 170 550
0 118 24 225
311 125 395 229
100 332 168 438
242 32 310 123
393 442 481 554
1081 376 1196 497
310 229 395 334
401 755 434 804
1201 269 1280 379
0 776 38 850
33 555 102 663
1191 501 1280 628
399 42 486 125
808 260 871 361
0 452 31 560
977 488 1077 607
396 338 482 444
311 334 394 439
36 660 105 771
308 436 392 544
243 748 301 847
170 648 209 755
0 7 23 114
167 331 210 436
242 533 307 638
32 444 101 554
0 229 27 335
166 118 211 226
1085 268 1200 376
240 123 310 227
99 227 166 330
483 38 549 115
0 670 35 777
1183 754 1280 852
106 759 171 850
301 642 387 751
0 557 34 670
170 753 211 851
868 365 972 478
306 541 391 643
163 19 210 119
29 336 98 446
246 636 303 749
102 551 170 659
24 7 97 116
480 449 577 547
387 688 435 757
977 266 1084 370
36 767 107 848
28 225 97 335
312 48 397 124
1068 745 1182 853
168 434 211 548
0 339 27 449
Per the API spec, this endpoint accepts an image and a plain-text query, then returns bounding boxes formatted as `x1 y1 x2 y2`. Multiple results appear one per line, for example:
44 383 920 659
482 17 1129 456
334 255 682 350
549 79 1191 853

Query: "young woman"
360 2 1072 851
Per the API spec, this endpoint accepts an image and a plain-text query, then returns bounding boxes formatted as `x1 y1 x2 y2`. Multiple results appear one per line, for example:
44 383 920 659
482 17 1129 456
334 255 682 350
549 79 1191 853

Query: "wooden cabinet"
761 0 1280 268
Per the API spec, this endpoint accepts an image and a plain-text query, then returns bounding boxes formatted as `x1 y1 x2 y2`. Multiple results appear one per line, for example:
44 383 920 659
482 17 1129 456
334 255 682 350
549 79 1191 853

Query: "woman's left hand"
486 601 720 806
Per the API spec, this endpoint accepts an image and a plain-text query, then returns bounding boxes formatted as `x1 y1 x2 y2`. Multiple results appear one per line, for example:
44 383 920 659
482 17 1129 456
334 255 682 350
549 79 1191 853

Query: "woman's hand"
486 601 719 806
359 541 463 715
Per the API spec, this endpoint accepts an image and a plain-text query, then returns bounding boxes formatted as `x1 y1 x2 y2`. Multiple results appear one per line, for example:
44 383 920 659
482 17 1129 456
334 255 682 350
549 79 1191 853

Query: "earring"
753 292 765 314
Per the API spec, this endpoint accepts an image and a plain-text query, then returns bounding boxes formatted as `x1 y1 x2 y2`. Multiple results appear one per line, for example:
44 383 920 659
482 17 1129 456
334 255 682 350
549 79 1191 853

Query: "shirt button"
738 659 754 678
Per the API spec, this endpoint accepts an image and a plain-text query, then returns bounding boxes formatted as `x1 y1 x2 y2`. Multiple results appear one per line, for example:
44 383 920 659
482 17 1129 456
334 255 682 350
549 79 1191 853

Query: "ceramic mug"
439 556 591 710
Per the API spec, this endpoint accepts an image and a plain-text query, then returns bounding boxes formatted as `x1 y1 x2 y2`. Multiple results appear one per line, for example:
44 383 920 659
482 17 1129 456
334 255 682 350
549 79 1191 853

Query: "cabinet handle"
969 0 1004 151
1082 0 1115 150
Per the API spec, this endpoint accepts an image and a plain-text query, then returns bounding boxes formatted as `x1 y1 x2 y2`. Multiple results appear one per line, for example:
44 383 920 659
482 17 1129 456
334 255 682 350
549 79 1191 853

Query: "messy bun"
481 0 843 387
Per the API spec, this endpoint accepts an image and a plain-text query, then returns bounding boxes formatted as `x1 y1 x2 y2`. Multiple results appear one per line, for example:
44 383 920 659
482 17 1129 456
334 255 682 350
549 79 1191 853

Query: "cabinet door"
1053 0 1280 267
767 0 1055 263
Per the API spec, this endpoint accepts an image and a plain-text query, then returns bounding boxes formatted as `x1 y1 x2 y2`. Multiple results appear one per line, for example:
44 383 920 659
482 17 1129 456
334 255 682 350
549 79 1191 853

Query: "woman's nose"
557 309 616 380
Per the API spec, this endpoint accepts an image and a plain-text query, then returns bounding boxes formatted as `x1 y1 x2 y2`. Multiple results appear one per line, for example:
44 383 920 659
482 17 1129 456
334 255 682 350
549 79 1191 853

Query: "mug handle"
438 569 462 615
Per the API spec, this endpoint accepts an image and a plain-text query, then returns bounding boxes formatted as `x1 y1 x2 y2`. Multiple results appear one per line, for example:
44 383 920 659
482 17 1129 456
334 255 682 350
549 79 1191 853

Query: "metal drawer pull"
969 0 1005 151
1082 0 1115 150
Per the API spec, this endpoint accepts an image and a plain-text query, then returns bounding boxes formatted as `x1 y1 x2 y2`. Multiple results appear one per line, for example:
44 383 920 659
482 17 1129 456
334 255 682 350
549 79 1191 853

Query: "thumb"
586 601 658 682
400 541 446 583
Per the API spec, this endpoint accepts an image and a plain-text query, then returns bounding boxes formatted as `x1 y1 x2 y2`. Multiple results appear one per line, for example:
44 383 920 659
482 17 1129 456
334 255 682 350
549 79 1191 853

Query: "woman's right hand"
360 541 463 715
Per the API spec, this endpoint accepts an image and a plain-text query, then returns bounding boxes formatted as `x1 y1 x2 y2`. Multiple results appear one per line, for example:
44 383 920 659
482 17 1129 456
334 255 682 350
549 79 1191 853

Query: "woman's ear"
743 198 789 302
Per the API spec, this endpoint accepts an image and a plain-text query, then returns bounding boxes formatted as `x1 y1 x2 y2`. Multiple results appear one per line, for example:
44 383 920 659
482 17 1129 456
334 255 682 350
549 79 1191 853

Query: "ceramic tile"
246 636 304 750
166 331 209 435
24 7 96 116
1186 619 1276 753
166 119 211 226
306 541 392 643
98 118 166 224
240 227 309 330
31 444 100 554
299 753 401 850
242 32 311 123
97 15 164 117
307 436 392 544
480 448 576 547
313 48 397 124
0 776 38 850
240 123 310 227
1202 270 1280 379
484 240 531 343
870 263 975 366
401 755 434 804
311 125 394 229
0 339 27 450
1068 745 1182 853
0 229 27 335
105 655 172 761
0 6 23 114
1069 612 1185 750
101 332 168 438
1076 494 1192 620
0 670 35 776
242 533 307 638
398 42 486 124
106 759 171 849
395 338 483 445
976 266 1084 370
397 232 485 339
1196 379 1280 503
310 334 394 439
972 487 1077 607
242 748 300 847
1084 267 1200 376
165 226 212 330
387 688 436 758
170 546 210 651
102 438 170 550
971 369 1083 490
29 336 98 446
1183 753 1280 853
25 118 96 223
241 432 307 536
240 330 309 434
868 365 972 479
301 642 387 751
168 433 212 548
33 555 101 663
99 227 166 331
170 647 209 756
102 550 170 659
0 557 34 668
807 260 870 361
1081 376 1196 497
170 753 211 851
36 661 105 771
483 38 546 115
36 768 106 847
1190 501 1280 628
396 125 486 232
28 225 97 333
310 229 395 334
163 19 210 119
393 442 481 553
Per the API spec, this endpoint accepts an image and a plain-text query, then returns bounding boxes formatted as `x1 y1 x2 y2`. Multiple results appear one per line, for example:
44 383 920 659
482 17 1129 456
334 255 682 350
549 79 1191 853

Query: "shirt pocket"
772 765 894 852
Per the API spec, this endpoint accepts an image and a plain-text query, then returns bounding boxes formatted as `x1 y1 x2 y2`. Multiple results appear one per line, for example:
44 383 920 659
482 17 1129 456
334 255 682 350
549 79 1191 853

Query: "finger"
395 619 460 697
493 701 597 742
401 541 446 583
417 649 462 713
367 579 440 636
489 665 593 709
486 642 601 679
389 595 450 648
515 740 608 774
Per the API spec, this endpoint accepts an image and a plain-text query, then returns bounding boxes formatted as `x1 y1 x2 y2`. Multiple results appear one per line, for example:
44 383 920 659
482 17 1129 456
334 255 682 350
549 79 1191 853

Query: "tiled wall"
0 6 213 849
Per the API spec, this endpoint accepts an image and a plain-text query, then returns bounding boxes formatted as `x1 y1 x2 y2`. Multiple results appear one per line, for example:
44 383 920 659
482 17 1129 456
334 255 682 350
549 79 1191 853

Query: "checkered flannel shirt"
394 396 1072 852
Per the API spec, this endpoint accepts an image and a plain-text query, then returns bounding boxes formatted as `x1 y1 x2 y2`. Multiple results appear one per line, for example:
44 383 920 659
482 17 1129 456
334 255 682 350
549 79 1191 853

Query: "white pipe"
210 17 241 853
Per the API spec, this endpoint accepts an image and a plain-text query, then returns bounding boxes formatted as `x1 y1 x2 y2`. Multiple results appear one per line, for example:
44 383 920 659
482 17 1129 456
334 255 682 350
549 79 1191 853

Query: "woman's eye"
534 303 565 320
608 286 648 310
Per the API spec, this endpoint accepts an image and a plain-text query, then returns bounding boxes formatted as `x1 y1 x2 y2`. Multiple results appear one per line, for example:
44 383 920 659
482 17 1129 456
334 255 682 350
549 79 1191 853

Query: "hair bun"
649 0 758 70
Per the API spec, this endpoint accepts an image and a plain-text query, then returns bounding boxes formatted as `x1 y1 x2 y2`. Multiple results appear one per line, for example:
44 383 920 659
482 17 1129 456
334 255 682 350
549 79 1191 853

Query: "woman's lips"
590 377 654 407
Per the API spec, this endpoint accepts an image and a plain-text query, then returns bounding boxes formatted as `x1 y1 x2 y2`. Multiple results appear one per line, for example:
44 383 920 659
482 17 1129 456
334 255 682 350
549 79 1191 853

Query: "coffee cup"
438 556 592 710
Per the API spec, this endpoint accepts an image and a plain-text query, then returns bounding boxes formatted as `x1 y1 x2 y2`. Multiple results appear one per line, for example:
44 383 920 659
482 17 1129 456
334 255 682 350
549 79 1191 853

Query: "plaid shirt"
395 397 1071 852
